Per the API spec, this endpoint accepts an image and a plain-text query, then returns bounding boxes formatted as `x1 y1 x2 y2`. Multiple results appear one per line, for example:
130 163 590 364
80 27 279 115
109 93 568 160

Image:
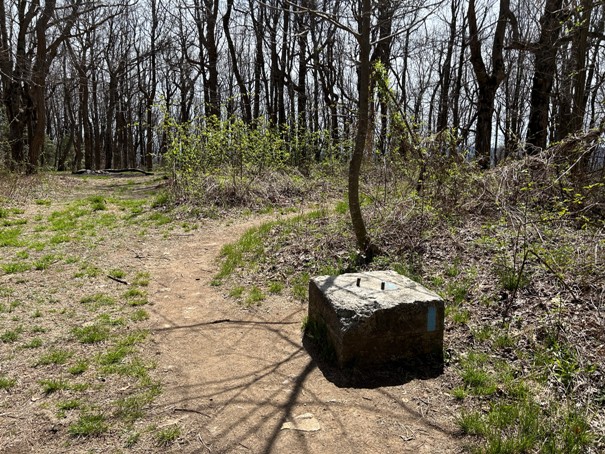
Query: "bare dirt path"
0 175 462 453
144 216 463 453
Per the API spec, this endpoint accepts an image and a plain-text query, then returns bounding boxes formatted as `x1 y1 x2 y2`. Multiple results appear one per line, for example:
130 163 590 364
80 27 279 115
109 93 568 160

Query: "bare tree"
525 0 565 151
467 0 513 167
0 0 84 172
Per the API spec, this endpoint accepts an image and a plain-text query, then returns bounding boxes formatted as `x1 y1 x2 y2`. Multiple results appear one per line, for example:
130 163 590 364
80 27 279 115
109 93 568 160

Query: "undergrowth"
212 152 605 452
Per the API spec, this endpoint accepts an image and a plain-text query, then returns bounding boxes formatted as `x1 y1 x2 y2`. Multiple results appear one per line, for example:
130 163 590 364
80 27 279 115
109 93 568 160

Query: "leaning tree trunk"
349 0 378 261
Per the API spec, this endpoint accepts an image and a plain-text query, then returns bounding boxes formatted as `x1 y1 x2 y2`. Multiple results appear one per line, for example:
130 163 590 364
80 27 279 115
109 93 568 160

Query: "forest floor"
0 174 463 453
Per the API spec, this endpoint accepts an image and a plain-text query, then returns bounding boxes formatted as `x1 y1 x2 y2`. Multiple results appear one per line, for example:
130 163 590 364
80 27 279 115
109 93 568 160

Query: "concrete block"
307 270 444 368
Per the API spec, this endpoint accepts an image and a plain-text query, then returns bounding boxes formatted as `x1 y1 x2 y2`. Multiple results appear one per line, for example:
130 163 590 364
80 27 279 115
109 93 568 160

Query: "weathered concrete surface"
308 270 444 368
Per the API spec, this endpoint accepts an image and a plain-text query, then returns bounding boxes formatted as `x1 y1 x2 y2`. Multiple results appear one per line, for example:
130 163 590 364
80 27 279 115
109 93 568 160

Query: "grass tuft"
57 399 81 411
269 281 284 294
40 378 69 394
1 327 22 343
80 293 115 309
0 227 23 247
68 361 88 375
37 349 73 365
245 286 265 306
131 309 149 321
69 413 108 437
2 261 31 274
23 338 43 349
155 425 181 447
88 196 107 211
72 324 110 344
0 375 16 390
33 254 56 271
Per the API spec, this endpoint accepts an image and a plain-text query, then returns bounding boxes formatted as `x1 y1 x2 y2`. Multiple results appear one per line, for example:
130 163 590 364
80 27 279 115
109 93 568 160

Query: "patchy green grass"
2 218 27 226
214 222 273 282
23 337 43 349
72 324 110 344
124 288 145 299
148 212 171 226
123 288 149 306
37 349 73 366
0 227 24 247
454 339 597 452
80 293 115 309
458 400 592 453
0 375 16 390
0 175 171 451
2 261 31 274
114 198 147 218
88 195 107 211
57 398 81 412
1 327 22 343
97 345 132 366
155 425 181 447
229 286 245 298
49 234 70 245
245 286 265 306
96 313 125 326
292 272 310 301
269 281 284 294
74 263 101 278
68 413 108 437
132 271 151 286
40 378 70 394
115 384 161 423
131 309 149 322
495 263 532 292
33 254 57 271
447 305 471 325
68 361 89 375
108 268 126 279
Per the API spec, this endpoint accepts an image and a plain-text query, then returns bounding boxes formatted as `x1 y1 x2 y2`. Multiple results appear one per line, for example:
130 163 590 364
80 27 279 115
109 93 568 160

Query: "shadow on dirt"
302 335 444 389
152 309 458 454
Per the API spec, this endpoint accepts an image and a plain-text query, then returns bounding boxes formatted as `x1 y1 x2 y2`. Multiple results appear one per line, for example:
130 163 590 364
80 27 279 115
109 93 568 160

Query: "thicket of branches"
0 0 604 176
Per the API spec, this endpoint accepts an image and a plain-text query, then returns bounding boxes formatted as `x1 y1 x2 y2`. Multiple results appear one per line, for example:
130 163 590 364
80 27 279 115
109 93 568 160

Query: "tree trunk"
467 0 509 167
224 0 252 123
250 0 264 121
526 0 564 151
437 0 459 133
349 0 377 260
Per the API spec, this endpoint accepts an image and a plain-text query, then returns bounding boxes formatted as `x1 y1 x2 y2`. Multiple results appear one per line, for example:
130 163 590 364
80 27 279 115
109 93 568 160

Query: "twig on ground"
198 433 212 452
174 408 211 418
107 275 130 285
0 414 25 419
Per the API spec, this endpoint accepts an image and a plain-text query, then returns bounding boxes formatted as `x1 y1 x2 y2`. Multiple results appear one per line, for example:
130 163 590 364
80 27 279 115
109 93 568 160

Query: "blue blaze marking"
427 306 437 332
384 282 398 290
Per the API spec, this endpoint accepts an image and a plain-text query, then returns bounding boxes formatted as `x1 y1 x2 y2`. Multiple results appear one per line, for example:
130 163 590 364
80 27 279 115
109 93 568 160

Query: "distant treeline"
0 0 604 173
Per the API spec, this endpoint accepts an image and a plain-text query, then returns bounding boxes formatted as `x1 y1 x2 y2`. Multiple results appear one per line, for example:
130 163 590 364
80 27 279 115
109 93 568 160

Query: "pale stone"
308 270 444 368
281 413 321 432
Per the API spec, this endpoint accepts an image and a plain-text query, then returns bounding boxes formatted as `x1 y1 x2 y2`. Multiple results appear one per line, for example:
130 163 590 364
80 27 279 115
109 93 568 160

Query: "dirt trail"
145 216 463 453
